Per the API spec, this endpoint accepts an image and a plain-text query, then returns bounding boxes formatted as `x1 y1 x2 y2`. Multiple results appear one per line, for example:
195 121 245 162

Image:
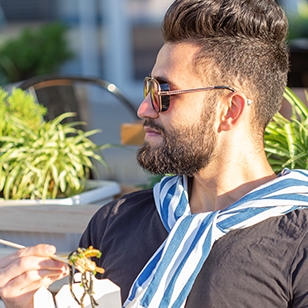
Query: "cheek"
170 111 204 129
164 101 202 127
161 94 215 130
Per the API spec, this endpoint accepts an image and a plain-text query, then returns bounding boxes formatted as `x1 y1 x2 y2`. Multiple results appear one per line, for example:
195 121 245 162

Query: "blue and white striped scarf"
123 169 308 308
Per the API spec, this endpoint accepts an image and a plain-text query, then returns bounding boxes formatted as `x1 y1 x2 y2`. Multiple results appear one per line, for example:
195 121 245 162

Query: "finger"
0 244 57 268
1 292 33 308
1 254 68 276
0 271 66 308
18 244 57 258
0 268 69 301
0 244 68 307
0 255 68 289
1 270 67 308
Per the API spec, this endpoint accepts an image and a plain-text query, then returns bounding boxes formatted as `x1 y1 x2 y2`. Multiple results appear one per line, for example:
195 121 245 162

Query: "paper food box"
34 276 121 308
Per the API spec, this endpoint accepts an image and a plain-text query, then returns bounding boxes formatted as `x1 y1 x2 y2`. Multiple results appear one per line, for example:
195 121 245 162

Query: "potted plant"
0 87 120 204
0 87 121 252
264 87 308 172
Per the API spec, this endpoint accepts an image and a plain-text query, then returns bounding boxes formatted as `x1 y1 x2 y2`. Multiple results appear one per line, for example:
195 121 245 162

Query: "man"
1 0 308 307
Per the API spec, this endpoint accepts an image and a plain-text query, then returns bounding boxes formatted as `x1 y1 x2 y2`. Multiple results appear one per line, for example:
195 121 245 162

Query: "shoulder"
225 208 308 243
187 209 308 307
287 210 308 307
79 188 165 249
269 208 308 242
90 188 155 223
214 209 308 263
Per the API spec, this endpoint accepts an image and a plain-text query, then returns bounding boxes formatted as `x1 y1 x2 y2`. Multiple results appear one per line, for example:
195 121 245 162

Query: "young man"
2 0 308 307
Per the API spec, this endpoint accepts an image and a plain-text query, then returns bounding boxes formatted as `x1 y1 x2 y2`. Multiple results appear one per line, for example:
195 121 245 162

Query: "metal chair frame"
18 74 139 120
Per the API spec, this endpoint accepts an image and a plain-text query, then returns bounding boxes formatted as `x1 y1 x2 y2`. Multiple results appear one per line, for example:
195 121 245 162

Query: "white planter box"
0 180 121 206
0 180 121 252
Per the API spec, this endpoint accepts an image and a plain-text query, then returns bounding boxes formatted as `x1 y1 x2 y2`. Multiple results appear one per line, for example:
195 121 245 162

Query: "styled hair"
162 0 289 131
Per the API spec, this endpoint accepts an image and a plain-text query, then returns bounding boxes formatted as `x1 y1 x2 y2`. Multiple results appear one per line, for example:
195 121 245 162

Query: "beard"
136 106 217 176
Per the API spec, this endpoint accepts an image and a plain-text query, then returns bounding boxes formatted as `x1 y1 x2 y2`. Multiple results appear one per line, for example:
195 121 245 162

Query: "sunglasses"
144 76 239 113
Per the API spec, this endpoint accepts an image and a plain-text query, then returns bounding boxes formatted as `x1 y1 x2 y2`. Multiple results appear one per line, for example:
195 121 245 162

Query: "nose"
137 94 159 119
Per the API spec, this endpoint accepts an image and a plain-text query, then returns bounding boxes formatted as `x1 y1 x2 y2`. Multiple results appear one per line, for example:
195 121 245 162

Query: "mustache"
143 119 165 135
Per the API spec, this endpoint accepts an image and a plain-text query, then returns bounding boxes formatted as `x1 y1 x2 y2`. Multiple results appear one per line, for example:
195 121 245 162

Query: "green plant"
264 87 308 172
0 88 47 137
0 22 73 85
284 1 308 41
288 16 308 41
0 88 109 200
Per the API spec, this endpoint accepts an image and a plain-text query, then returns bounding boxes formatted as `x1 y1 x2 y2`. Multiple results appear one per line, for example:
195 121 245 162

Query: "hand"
0 244 69 308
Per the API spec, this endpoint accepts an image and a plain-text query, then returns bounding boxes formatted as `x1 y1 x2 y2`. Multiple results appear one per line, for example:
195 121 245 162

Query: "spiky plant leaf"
0 89 110 200
264 87 308 172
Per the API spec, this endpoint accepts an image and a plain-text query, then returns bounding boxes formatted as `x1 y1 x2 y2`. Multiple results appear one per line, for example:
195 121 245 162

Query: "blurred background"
0 0 174 102
0 0 306 186
0 0 175 186
0 0 306 96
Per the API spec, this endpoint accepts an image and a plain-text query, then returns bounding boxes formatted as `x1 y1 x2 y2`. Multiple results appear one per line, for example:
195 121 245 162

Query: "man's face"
137 109 217 176
136 42 218 176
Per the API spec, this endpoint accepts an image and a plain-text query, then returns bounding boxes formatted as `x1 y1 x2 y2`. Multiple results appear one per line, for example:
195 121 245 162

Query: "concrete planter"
0 180 121 252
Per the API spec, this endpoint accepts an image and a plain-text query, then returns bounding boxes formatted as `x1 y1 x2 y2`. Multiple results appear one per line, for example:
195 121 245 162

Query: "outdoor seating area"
1 0 308 307
0 73 147 303
0 73 148 256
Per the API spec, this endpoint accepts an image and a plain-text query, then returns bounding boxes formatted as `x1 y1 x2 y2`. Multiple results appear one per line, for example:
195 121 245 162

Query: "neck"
189 157 276 214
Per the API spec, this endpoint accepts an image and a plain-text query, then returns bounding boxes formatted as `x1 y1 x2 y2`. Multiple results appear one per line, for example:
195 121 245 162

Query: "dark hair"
162 0 289 132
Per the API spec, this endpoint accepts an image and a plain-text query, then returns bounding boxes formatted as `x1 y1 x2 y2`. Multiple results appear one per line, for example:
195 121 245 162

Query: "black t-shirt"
79 189 308 307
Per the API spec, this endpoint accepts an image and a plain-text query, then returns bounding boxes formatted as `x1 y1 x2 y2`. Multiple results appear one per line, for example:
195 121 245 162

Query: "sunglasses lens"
150 80 161 113
160 83 170 112
144 78 171 113
143 78 149 99
144 78 160 112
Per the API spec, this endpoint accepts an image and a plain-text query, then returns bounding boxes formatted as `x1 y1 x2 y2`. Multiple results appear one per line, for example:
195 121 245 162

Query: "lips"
144 126 160 134
143 126 163 139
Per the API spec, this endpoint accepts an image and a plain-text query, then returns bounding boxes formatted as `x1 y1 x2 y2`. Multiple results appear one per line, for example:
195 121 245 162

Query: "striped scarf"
123 169 308 308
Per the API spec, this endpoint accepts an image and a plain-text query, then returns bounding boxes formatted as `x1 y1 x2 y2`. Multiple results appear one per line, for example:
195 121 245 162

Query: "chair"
17 74 143 145
18 74 138 119
17 74 147 185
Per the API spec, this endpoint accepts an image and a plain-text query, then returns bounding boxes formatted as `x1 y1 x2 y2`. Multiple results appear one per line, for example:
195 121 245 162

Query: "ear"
218 93 247 132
